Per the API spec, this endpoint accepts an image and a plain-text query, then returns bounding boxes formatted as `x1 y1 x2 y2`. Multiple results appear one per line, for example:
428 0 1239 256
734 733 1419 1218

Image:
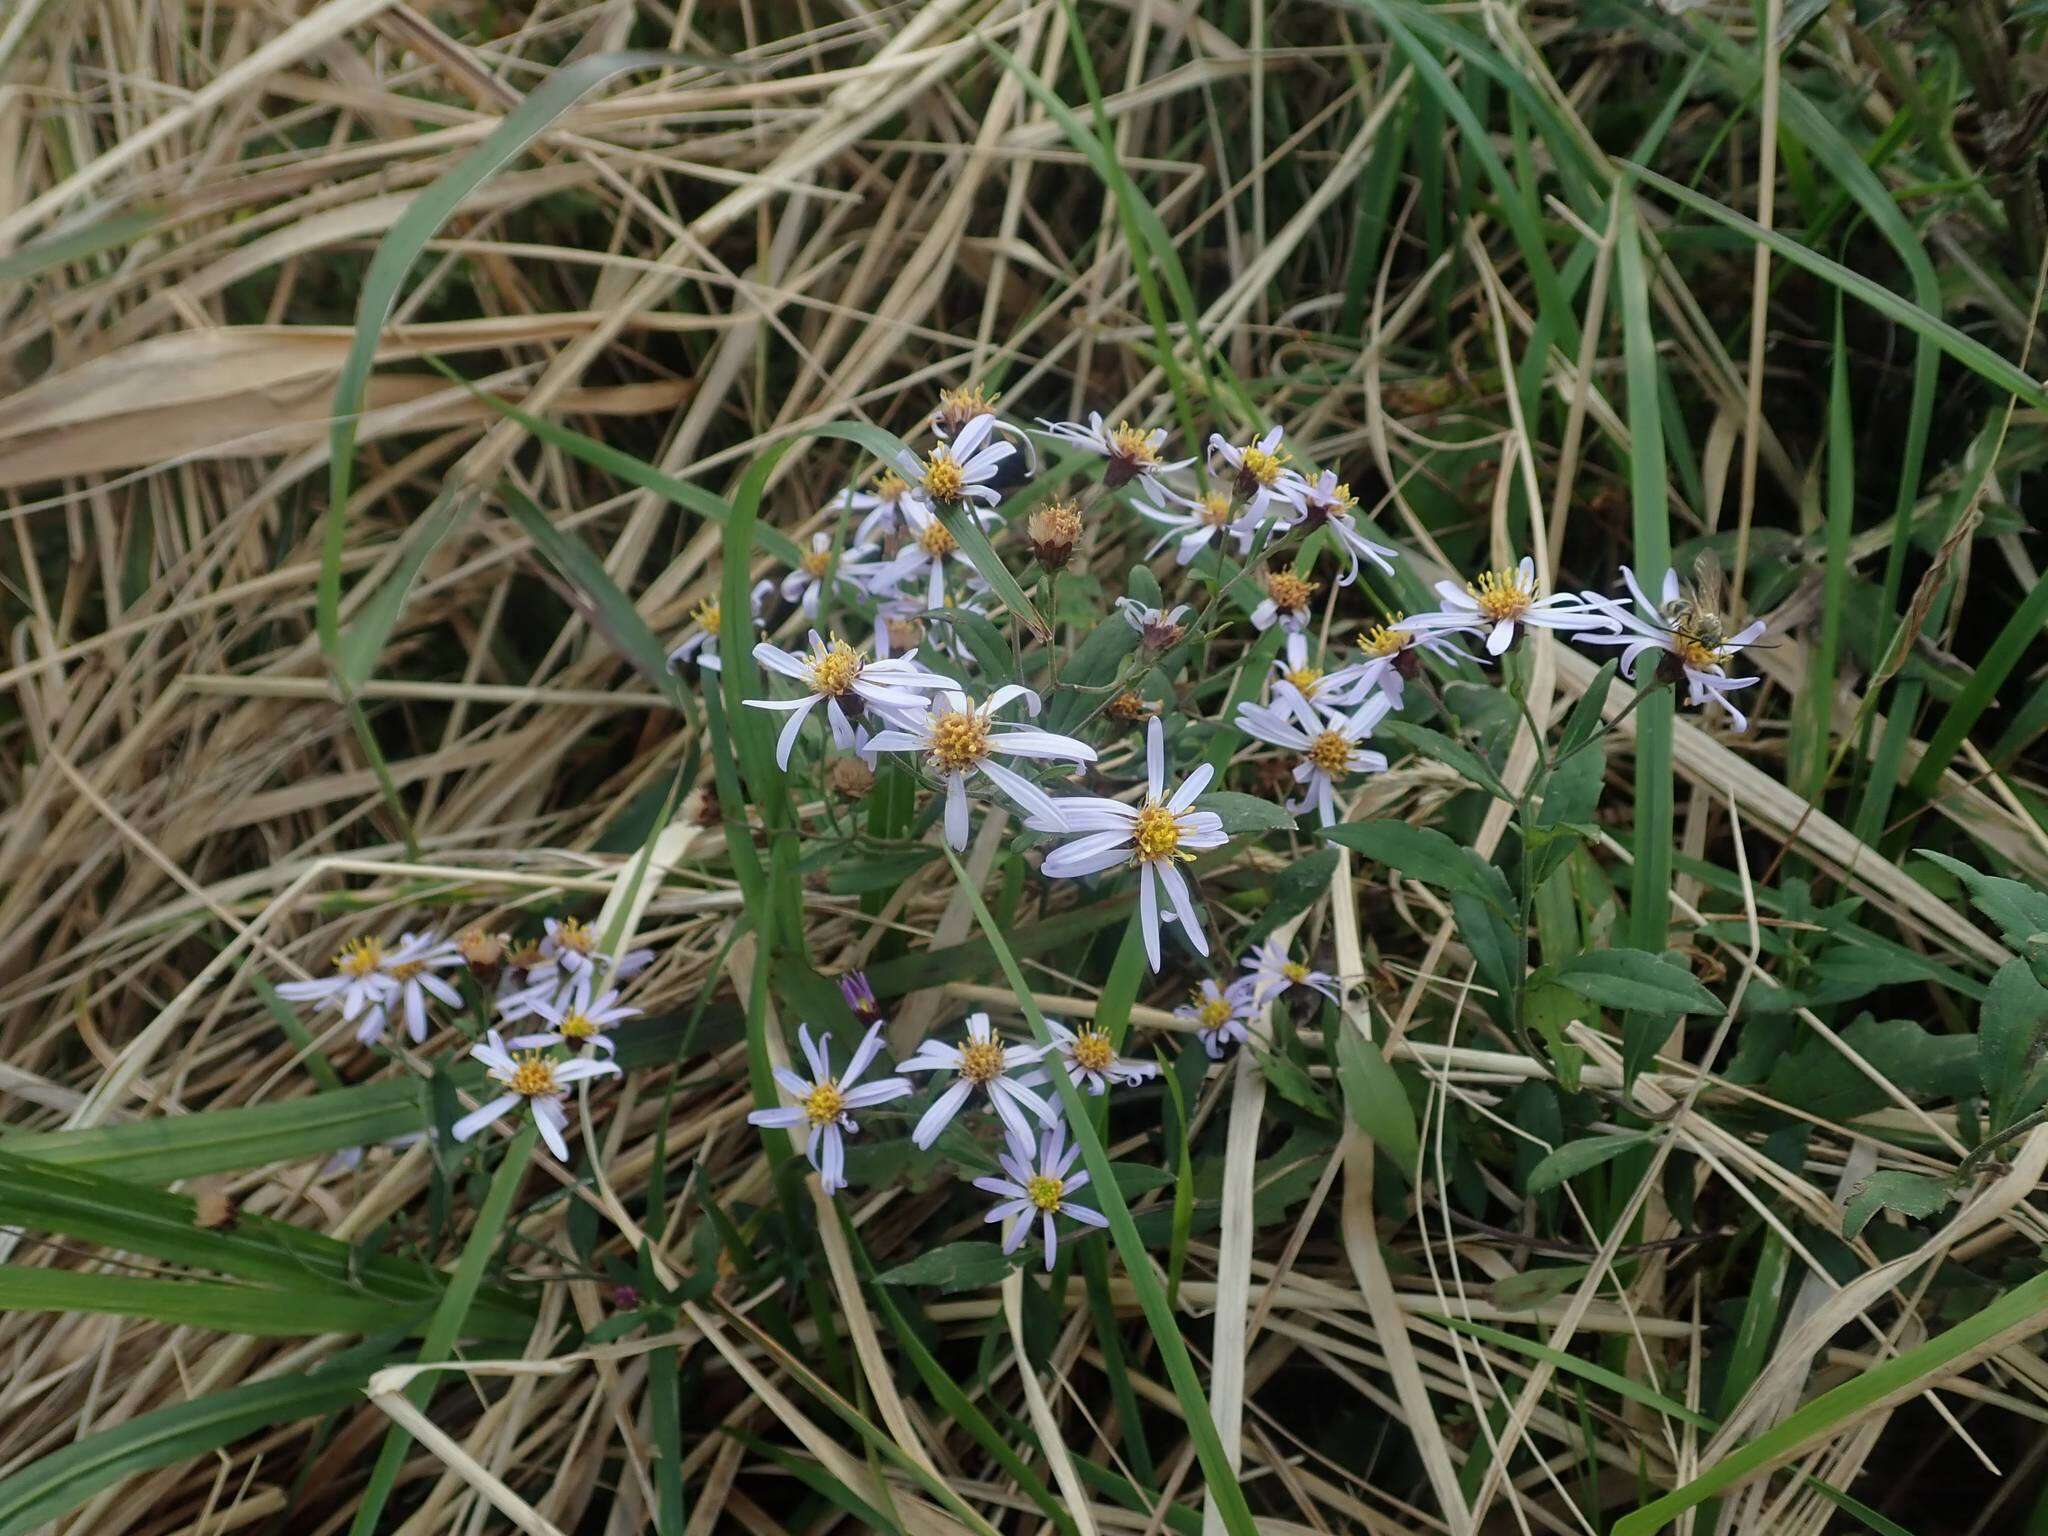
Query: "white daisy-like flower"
1249 568 1321 634
894 414 1016 511
1036 717 1230 971
1033 413 1192 504
357 931 465 1045
453 1029 620 1163
1176 978 1256 1059
1208 427 1306 523
746 1021 912 1195
1573 566 1767 731
1238 935 1341 1007
866 685 1095 850
1279 470 1398 586
1405 556 1614 657
527 915 605 988
509 975 640 1055
898 1011 1054 1148
1234 688 1392 826
780 532 876 618
1268 632 1377 712
1137 484 1251 566
1116 599 1192 650
747 630 952 770
973 1119 1108 1271
841 469 920 547
667 578 773 672
932 383 1037 467
871 502 1002 612
1028 1018 1161 1096
276 935 397 1028
1324 617 1471 711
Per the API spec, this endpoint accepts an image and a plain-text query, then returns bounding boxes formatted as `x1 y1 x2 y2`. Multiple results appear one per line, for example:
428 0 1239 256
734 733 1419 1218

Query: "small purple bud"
611 1284 640 1309
838 970 883 1025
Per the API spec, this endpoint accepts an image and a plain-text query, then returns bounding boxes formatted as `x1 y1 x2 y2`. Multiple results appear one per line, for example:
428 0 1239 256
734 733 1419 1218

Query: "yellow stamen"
917 517 959 556
1239 444 1288 484
1131 802 1186 864
920 452 968 505
1306 730 1354 777
1282 961 1311 984
803 1080 845 1126
690 598 721 635
1266 572 1317 612
388 960 426 982
559 1013 596 1040
509 1053 558 1098
806 638 863 696
928 709 990 772
1070 1029 1115 1072
1361 619 1412 658
872 470 910 500
801 548 832 577
1193 989 1232 1031
553 917 596 955
1026 1173 1065 1213
333 937 384 977
1469 568 1535 623
1675 636 1722 670
1198 491 1234 527
1282 665 1322 697
1109 421 1161 467
937 383 1000 428
959 1038 1006 1084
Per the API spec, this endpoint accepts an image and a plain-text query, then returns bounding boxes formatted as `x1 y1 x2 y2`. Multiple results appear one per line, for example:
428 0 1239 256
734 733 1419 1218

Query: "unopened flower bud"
1027 499 1083 570
829 756 875 798
455 926 507 982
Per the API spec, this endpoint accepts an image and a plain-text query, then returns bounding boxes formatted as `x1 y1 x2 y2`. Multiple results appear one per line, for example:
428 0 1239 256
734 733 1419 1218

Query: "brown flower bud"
455 926 507 983
1027 500 1083 570
829 756 876 798
1105 690 1157 726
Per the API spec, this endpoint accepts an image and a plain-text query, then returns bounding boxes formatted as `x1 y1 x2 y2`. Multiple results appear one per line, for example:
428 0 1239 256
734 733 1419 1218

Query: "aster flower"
1025 499 1082 570
1250 568 1320 633
781 533 876 618
667 578 773 672
843 469 919 547
1573 566 1767 731
1234 689 1392 826
894 414 1016 511
973 1119 1107 1270
1029 1018 1161 1096
872 503 1002 612
358 931 465 1045
1405 556 1612 657
1269 632 1378 712
747 630 952 769
838 970 883 1026
932 383 1036 466
1036 717 1230 971
1177 978 1255 1059
1033 413 1191 503
276 935 396 1028
1116 599 1191 650
746 1022 912 1195
866 686 1096 850
1281 471 1397 585
1138 484 1251 566
1208 427 1306 523
1332 617 1470 710
453 1030 620 1162
897 1012 1054 1148
510 975 640 1055
1238 936 1341 1006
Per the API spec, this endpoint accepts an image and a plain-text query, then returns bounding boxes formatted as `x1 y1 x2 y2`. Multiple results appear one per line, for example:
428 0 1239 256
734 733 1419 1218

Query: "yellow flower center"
959 1038 1006 1084
1194 991 1232 1030
806 638 863 696
1317 482 1358 516
1026 1173 1065 1213
690 598 721 636
1199 491 1234 527
801 548 832 577
1071 1029 1115 1072
1282 961 1311 984
873 470 909 500
1362 620 1412 658
1239 444 1288 484
509 1053 558 1098
928 709 990 772
388 960 426 982
1283 665 1322 696
1109 422 1161 466
506 940 545 970
1267 572 1316 612
921 452 968 505
554 917 596 955
1306 730 1355 777
1132 801 1185 864
803 1080 845 1126
918 517 959 556
456 927 505 966
334 937 384 978
1469 568 1534 624
560 1013 596 1040
938 383 999 427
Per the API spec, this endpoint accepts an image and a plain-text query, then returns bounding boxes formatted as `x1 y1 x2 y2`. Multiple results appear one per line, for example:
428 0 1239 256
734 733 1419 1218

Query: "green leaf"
0 204 165 284
1335 1027 1420 1183
1556 661 1618 760
0 1269 452 1339
933 502 1048 639
875 1241 1017 1294
1245 848 1342 947
1920 851 2048 947
1256 1047 1336 1121
1980 959 2048 1126
1490 1263 1591 1312
1379 720 1511 801
1323 821 1509 913
335 486 475 690
1195 791 1297 833
1526 1132 1650 1195
1552 949 1719 1015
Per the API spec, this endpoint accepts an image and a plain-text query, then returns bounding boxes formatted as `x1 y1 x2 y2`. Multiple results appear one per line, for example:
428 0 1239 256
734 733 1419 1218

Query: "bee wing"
1690 548 1725 615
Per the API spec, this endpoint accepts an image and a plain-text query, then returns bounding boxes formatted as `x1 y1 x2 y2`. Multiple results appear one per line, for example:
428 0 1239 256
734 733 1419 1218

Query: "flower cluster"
748 989 1161 1267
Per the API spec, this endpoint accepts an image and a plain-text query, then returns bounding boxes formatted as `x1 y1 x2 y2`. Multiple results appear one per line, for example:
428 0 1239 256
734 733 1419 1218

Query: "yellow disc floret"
1361 619 1412 658
1132 802 1186 864
553 917 596 956
802 1080 845 1126
690 598 721 635
1306 730 1355 777
1198 491 1235 527
1469 568 1535 623
559 1013 596 1040
928 708 991 772
1070 1029 1115 1072
1283 665 1322 697
509 1053 558 1098
1266 571 1317 613
1109 422 1162 467
1026 1173 1066 1213
917 516 959 556
920 452 967 505
1239 443 1288 484
959 1038 1006 1084
334 937 385 977
806 638 863 696
801 547 832 577
1282 961 1311 984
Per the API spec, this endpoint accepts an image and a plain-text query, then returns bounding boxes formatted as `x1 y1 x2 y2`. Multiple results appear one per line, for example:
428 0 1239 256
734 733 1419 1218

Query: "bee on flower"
1208 427 1305 524
1280 471 1398 585
1177 978 1256 1059
973 1119 1108 1270
1405 556 1612 657
781 532 876 618
897 1012 1055 1148
667 578 773 672
453 1030 621 1163
1238 936 1341 1007
1116 599 1191 651
1033 413 1191 503
510 975 640 1055
1234 689 1392 826
1138 484 1251 566
1573 562 1767 731
1250 567 1321 634
1028 1018 1161 1097
747 1022 912 1195
1035 718 1230 972
747 630 952 769
865 685 1096 850
893 414 1018 511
